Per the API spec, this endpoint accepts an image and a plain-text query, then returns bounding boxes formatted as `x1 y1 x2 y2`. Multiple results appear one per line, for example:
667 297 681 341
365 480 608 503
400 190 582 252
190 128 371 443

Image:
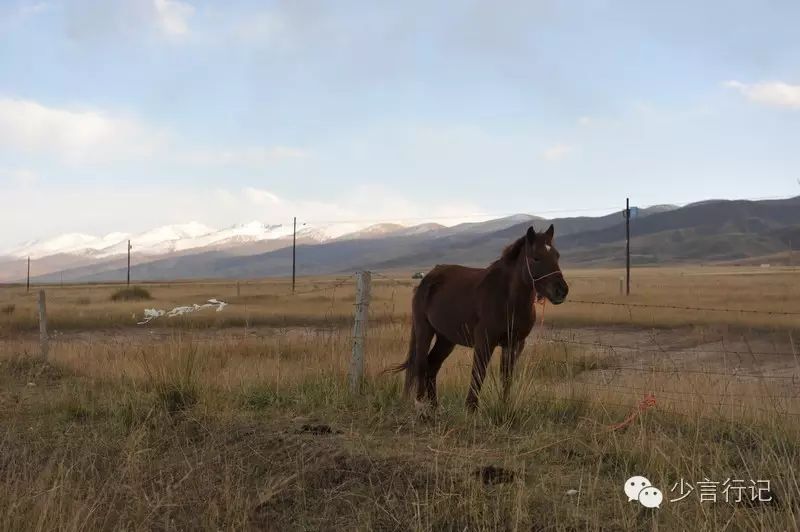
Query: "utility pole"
26 256 30 292
292 217 297 294
127 240 132 286
625 198 631 296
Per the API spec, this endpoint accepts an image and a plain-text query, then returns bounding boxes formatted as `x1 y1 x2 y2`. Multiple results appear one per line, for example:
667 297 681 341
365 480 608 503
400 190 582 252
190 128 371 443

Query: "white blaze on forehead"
545 244 552 251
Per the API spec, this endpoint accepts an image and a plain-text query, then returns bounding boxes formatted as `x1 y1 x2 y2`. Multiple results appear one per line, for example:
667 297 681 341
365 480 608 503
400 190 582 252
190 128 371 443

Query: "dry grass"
1 266 799 530
2 266 799 334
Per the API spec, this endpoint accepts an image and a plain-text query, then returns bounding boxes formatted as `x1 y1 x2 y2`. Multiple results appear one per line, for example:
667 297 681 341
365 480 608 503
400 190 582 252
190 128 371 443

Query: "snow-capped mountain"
8 231 131 258
0 214 544 284
6 222 217 259
3 220 379 260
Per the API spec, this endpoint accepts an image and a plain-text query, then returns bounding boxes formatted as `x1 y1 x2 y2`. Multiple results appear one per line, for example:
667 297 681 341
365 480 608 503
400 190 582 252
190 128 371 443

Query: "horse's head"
524 224 569 304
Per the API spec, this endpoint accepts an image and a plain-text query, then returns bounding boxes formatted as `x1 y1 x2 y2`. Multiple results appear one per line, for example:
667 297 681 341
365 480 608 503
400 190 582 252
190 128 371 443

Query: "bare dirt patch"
538 325 799 377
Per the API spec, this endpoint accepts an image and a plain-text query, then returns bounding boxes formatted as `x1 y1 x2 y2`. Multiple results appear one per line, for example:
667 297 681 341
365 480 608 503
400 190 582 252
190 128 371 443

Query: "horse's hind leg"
412 319 435 403
425 337 455 406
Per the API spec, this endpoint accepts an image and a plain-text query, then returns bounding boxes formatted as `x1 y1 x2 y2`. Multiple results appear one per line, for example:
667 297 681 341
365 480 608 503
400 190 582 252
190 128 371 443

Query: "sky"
1 0 799 250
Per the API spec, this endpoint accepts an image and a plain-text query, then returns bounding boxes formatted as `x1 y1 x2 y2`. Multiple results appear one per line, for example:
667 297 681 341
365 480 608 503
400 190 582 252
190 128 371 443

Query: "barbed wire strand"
289 273 357 296
566 299 800 316
540 337 800 358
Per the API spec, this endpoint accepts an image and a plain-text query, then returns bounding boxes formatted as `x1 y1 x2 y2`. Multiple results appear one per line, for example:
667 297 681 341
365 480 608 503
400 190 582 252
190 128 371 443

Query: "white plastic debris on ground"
137 299 228 325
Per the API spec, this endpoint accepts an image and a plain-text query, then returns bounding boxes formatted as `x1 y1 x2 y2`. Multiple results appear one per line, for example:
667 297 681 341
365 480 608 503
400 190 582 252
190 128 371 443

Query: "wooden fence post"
236 281 240 297
349 271 371 393
38 289 48 360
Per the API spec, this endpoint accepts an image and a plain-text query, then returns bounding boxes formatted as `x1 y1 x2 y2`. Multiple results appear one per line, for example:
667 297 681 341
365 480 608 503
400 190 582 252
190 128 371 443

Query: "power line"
297 206 625 227
290 193 797 228
582 364 798 381
566 299 800 316
572 381 800 416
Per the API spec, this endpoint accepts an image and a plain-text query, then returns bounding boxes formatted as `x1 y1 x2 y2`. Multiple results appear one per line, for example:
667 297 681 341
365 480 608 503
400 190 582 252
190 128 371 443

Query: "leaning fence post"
38 289 48 360
349 271 371 393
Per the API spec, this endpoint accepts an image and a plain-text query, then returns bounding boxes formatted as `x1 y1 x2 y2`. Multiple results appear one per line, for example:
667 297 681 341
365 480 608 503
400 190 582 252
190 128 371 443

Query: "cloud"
234 10 289 47
0 182 488 251
180 146 308 166
0 96 305 168
61 0 193 42
244 187 282 205
19 1 50 18
724 80 800 109
0 167 38 186
153 0 194 37
541 143 573 161
0 97 164 164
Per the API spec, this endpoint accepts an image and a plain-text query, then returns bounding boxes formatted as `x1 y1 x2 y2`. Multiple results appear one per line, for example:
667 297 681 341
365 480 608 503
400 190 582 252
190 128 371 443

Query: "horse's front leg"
465 329 495 412
501 340 525 401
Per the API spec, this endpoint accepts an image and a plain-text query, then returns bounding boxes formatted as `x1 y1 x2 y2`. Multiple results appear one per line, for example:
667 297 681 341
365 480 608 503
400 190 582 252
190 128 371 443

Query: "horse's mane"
499 235 526 264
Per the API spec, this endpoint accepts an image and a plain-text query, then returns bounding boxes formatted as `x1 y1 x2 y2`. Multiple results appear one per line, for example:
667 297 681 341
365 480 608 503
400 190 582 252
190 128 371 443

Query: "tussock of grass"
110 286 152 302
241 384 285 410
0 353 64 382
139 341 200 414
478 366 592 430
526 343 611 379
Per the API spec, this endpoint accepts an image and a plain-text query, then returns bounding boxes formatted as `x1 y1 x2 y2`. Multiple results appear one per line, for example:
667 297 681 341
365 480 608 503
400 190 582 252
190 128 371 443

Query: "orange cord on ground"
607 393 657 431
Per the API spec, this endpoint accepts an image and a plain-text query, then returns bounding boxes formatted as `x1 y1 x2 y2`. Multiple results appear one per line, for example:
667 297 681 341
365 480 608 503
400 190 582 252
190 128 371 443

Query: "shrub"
110 286 152 302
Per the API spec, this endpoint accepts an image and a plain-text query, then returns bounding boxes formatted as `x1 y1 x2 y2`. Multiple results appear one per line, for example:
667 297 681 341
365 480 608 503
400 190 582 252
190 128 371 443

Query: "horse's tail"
384 320 416 397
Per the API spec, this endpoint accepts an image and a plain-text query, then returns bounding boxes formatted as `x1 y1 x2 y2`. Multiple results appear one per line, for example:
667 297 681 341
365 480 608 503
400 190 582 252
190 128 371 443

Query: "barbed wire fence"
12 204 800 422
275 268 800 418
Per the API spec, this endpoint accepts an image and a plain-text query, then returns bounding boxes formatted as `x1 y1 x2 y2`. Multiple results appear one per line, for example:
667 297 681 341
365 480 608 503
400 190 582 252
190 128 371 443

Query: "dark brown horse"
393 224 568 411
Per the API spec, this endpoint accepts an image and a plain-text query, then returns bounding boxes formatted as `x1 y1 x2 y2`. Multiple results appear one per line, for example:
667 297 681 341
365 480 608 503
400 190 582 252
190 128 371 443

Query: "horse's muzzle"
549 282 569 304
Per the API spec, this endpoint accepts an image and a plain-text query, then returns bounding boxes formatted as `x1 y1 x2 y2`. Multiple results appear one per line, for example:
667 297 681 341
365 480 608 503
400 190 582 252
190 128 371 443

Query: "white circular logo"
624 476 652 502
638 487 664 509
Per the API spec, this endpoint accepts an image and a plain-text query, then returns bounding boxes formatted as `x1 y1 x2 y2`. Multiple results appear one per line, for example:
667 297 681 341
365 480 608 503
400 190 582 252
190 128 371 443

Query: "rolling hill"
14 196 800 283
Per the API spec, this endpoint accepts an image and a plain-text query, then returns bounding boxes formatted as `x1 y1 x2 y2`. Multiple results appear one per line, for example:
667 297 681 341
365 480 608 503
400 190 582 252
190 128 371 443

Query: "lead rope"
538 297 547 326
607 393 657 431
522 243 654 432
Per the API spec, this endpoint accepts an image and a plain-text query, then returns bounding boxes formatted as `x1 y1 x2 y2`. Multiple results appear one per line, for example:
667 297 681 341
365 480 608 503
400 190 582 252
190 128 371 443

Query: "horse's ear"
544 224 554 245
526 226 536 242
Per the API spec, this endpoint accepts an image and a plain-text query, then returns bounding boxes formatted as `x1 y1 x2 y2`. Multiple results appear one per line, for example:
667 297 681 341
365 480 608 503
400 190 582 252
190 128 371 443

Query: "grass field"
1 266 799 531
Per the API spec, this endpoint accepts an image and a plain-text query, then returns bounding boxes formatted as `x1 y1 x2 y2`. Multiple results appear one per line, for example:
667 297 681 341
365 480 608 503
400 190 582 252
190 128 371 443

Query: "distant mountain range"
3 196 799 283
